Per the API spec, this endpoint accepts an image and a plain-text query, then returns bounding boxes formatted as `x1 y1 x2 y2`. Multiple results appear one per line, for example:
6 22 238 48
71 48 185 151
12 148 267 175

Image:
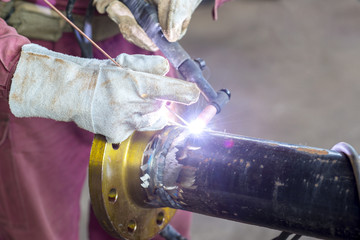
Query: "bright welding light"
190 105 217 132
164 103 216 134
187 118 207 134
187 104 218 134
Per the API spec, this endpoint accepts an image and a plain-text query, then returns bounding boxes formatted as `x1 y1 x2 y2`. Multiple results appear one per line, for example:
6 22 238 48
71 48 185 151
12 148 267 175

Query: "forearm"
0 18 30 98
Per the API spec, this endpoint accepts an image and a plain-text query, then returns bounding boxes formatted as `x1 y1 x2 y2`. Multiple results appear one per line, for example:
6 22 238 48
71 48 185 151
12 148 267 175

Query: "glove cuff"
9 43 97 133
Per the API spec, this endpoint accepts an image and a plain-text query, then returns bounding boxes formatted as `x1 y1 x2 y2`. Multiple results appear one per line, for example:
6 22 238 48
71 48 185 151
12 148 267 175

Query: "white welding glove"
9 43 200 143
93 0 202 51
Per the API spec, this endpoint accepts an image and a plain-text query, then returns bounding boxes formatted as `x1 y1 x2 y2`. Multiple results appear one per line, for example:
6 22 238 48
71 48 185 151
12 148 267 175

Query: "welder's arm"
0 18 30 96
9 43 200 143
93 0 202 51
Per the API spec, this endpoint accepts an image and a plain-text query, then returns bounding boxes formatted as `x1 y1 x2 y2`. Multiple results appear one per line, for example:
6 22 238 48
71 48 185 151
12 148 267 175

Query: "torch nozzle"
188 89 230 134
195 104 218 126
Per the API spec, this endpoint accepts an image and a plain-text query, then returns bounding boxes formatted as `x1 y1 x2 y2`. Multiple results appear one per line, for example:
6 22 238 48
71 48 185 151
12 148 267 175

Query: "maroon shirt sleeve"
0 18 30 98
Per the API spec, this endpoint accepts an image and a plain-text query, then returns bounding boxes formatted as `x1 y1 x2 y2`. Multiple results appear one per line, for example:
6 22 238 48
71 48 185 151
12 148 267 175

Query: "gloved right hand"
93 0 202 51
9 43 200 143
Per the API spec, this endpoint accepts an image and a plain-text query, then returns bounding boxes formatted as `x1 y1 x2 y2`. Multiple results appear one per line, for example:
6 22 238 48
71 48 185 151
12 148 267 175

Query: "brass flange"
89 132 176 240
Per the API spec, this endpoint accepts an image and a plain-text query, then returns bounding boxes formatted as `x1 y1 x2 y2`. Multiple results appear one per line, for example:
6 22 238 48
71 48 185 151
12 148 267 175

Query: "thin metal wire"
165 105 189 126
43 0 122 67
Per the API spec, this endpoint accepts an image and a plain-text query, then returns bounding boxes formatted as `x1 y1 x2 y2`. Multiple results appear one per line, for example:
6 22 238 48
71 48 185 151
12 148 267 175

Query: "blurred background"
179 0 360 239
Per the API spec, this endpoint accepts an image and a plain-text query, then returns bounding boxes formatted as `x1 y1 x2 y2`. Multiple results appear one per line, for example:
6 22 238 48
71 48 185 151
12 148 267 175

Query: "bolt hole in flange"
156 212 165 225
112 143 120 150
127 220 137 233
108 188 118 203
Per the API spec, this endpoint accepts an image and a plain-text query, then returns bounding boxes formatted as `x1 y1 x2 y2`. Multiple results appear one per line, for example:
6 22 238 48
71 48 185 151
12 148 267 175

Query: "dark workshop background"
180 0 360 239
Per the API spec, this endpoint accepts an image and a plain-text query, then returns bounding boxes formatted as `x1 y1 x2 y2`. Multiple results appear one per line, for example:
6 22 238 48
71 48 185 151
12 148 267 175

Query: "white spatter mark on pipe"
140 173 150 182
140 164 148 171
140 173 150 189
141 181 149 188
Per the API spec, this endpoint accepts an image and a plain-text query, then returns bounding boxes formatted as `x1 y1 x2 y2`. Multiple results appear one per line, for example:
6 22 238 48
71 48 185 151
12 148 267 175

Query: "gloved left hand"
9 43 200 143
94 0 202 51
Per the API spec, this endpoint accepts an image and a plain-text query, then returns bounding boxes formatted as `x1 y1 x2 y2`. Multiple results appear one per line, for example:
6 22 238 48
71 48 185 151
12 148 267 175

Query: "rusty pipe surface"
140 126 360 239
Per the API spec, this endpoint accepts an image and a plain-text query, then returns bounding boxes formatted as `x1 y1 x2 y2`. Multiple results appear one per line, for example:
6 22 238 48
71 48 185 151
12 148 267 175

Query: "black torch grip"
120 0 230 111
120 0 190 68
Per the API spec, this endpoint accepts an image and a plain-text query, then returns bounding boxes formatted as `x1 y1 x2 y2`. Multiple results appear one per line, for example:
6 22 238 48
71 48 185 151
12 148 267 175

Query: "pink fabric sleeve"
0 18 30 98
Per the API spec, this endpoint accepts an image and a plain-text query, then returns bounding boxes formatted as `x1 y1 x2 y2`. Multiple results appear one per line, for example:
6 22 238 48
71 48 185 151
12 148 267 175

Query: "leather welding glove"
9 43 200 143
93 0 202 51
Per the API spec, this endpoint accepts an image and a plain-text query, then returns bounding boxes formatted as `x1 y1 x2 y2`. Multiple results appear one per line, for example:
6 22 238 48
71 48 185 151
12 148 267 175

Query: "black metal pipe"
142 126 360 239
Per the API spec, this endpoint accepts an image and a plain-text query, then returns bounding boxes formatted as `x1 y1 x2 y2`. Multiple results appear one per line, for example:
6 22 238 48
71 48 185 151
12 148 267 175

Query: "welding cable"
272 232 302 240
271 231 292 240
291 234 302 240
66 0 94 58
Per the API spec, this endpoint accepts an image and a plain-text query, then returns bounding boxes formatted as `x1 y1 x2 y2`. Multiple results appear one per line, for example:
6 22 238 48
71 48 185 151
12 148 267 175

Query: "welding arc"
43 0 121 68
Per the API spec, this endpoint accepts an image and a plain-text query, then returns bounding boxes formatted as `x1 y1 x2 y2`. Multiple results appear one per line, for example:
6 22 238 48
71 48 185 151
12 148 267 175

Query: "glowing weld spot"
187 118 207 134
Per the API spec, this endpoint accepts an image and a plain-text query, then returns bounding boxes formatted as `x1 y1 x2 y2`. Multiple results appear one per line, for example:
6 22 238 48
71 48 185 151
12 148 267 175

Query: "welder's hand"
148 0 203 41
9 44 200 143
93 0 202 51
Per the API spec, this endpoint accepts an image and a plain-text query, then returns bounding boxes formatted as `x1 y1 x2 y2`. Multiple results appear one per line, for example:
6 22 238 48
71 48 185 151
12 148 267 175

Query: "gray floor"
179 0 360 239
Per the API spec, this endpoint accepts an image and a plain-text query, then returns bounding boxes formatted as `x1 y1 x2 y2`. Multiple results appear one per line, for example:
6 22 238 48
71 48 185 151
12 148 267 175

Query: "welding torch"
120 0 231 125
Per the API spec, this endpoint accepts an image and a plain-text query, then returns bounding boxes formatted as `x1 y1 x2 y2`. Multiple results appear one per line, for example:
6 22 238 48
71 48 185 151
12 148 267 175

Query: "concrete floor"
179 0 360 239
